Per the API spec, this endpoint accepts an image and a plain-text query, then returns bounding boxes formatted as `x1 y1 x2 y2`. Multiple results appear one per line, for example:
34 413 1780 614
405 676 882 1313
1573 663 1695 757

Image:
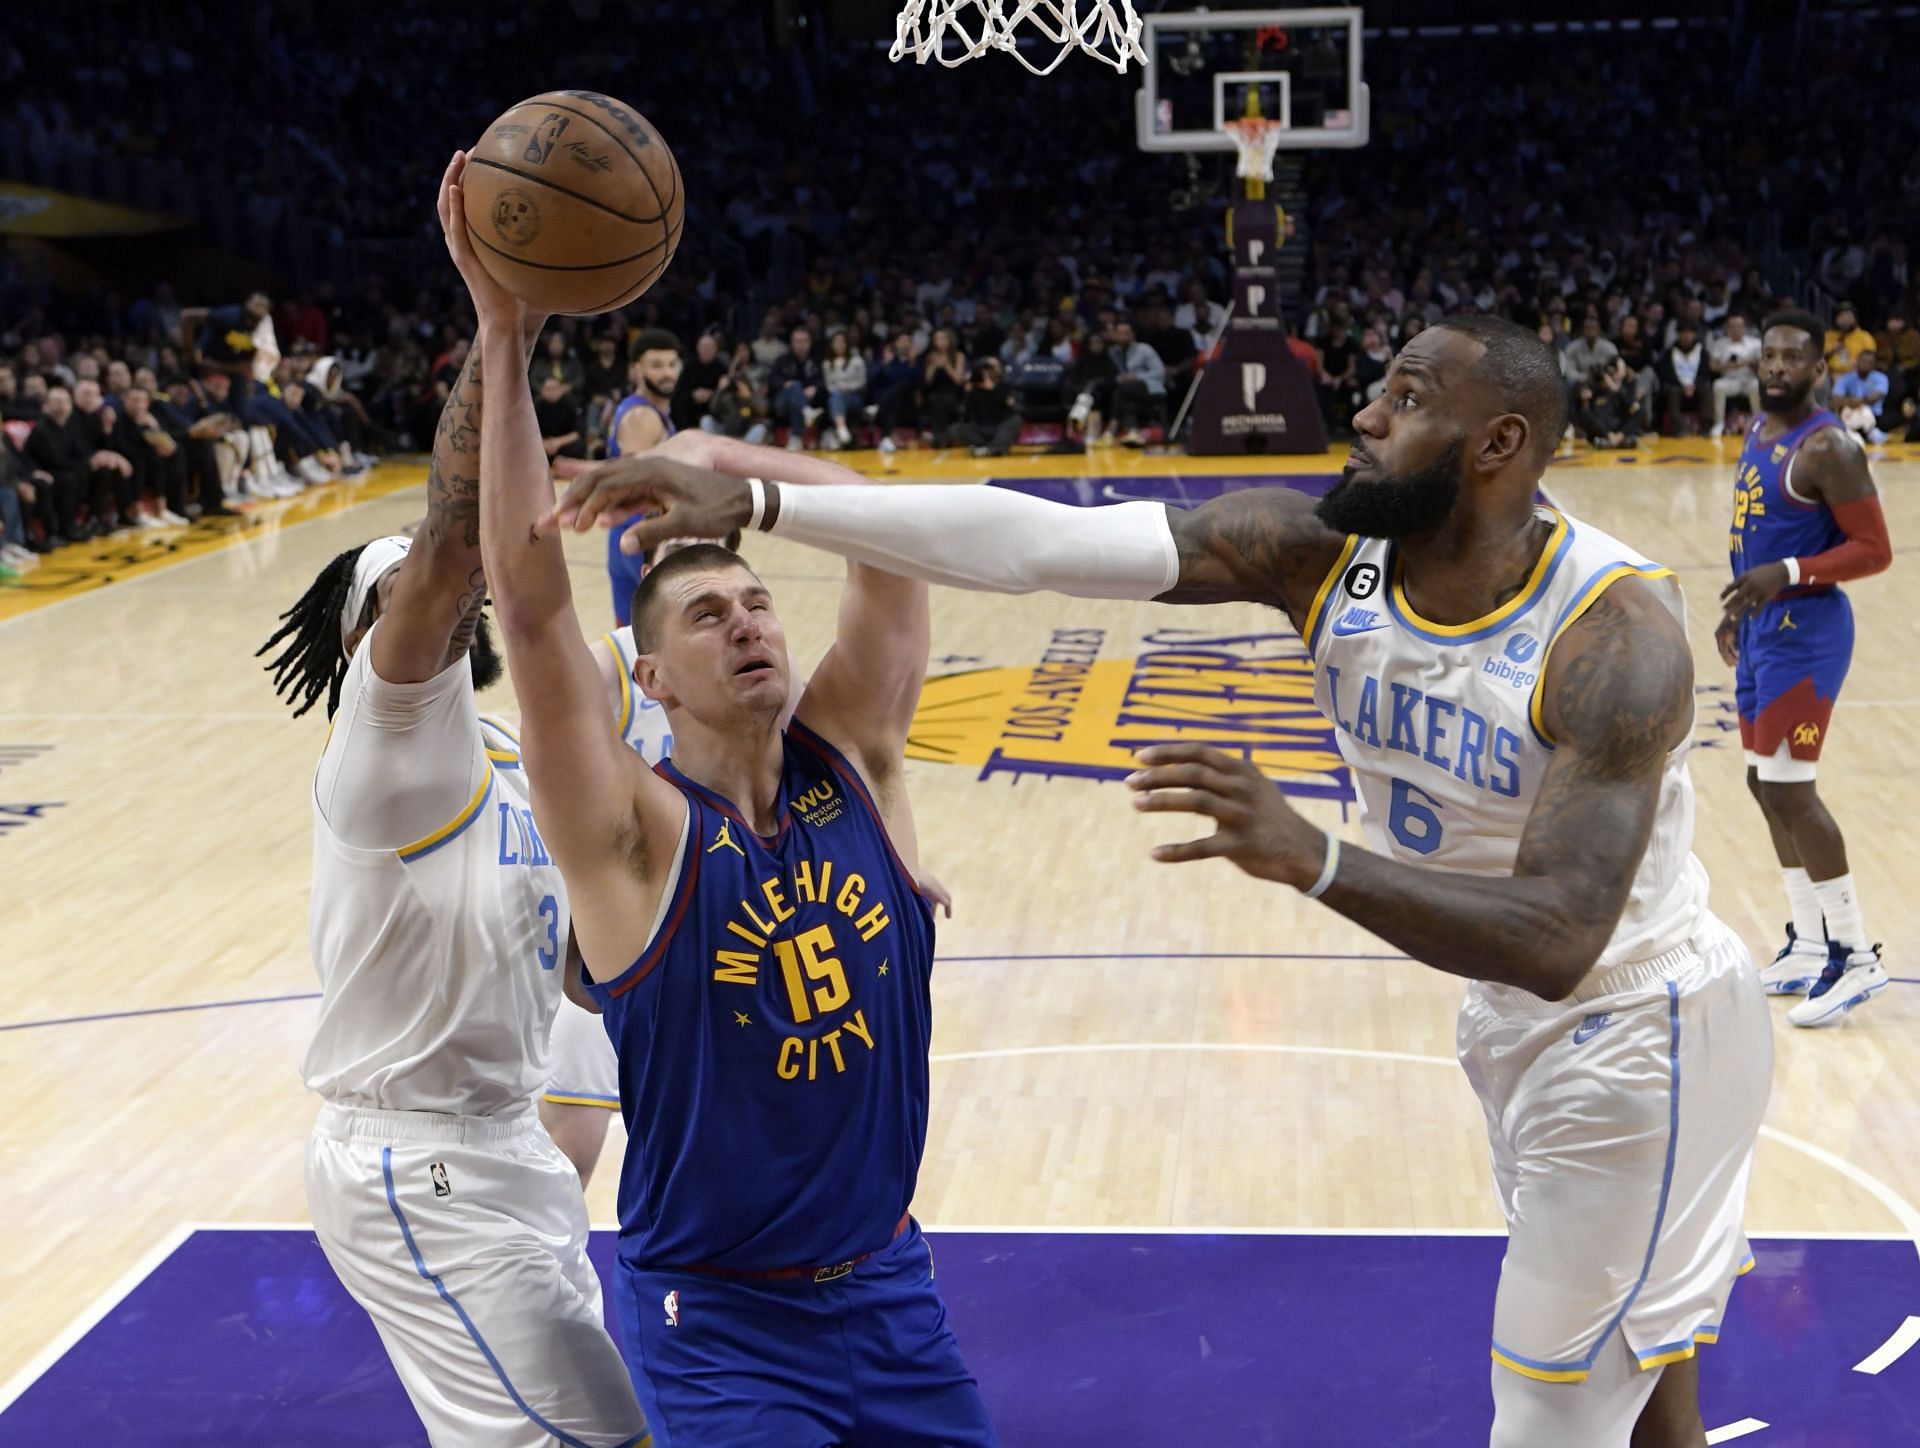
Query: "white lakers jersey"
302 645 569 1116
1304 507 1708 975
604 626 674 763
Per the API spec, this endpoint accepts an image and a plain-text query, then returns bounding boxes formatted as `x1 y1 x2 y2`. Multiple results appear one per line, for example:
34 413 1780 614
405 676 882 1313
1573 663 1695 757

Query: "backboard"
1135 7 1368 153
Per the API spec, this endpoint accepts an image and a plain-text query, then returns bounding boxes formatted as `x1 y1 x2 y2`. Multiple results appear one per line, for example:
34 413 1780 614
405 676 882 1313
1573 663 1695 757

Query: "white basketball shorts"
1457 912 1772 1385
307 1103 649 1448
544 1000 620 1110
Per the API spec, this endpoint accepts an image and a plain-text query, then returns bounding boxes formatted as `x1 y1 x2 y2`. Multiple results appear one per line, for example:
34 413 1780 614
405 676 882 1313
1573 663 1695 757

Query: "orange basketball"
461 91 683 316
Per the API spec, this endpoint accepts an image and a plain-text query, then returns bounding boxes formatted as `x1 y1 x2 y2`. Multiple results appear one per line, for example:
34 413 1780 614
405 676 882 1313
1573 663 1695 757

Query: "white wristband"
1302 833 1341 899
1783 556 1801 586
745 477 767 534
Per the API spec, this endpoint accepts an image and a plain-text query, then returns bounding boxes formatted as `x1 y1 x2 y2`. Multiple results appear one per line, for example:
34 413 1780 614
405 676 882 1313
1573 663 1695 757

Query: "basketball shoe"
1758 922 1826 995
1787 942 1889 1028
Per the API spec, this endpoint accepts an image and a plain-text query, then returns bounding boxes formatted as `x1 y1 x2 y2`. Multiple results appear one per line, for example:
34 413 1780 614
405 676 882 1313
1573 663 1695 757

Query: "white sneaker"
835 419 853 446
1788 946 1889 1027
0 542 38 570
136 512 167 530
1708 424 1724 438
242 468 273 499
786 433 804 452
1759 944 1826 996
878 436 897 457
298 456 334 485
802 406 824 429
157 508 190 526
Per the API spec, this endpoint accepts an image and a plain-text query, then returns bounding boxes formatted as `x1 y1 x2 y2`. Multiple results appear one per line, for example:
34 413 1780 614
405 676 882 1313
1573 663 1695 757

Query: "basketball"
460 90 683 316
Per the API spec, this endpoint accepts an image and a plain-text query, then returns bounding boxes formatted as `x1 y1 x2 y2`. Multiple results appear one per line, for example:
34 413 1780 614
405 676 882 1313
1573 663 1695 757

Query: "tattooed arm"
1128 580 1693 999
1156 485 1349 622
369 321 546 683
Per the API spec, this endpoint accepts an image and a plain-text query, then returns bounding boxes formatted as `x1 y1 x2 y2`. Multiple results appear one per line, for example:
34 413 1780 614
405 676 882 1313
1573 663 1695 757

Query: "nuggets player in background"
451 171 994 1444
255 156 648 1448
559 316 1772 1448
601 330 682 627
1718 309 1893 1026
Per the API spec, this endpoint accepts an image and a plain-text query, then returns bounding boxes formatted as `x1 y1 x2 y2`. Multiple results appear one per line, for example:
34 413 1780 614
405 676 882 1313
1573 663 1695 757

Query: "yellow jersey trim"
541 1092 620 1110
1489 1348 1588 1384
1391 511 1571 639
1301 534 1363 654
397 766 495 861
1526 563 1677 745
604 631 634 738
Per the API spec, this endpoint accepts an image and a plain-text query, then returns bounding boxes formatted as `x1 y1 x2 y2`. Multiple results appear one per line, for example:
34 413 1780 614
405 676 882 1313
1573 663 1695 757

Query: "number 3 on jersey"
1388 778 1445 855
535 894 559 970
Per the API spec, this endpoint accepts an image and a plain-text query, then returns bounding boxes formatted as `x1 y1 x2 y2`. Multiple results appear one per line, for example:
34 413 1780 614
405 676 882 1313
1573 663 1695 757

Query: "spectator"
22 386 93 542
1108 319 1167 446
581 335 626 451
534 376 588 461
1831 349 1890 444
1563 316 1619 391
1659 321 1706 435
0 430 42 569
117 384 192 525
672 333 726 433
0 364 35 422
1356 327 1393 403
704 367 770 446
767 325 827 451
955 358 1022 457
1575 356 1641 449
1173 281 1227 347
1707 314 1762 439
143 366 236 517
821 330 867 449
1140 303 1199 401
919 328 968 447
869 332 920 447
530 331 586 402
72 378 145 528
1615 314 1660 436
1064 330 1117 448
1823 303 1876 378
1874 312 1919 420
748 310 790 384
1318 319 1362 433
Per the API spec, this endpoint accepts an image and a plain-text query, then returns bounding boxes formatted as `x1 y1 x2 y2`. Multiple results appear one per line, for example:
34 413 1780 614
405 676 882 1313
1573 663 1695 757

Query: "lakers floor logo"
910 626 1354 804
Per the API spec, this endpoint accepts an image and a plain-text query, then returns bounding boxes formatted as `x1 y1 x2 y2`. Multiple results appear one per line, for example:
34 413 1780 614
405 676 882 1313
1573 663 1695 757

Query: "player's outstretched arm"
1129 581 1691 1001
436 152 677 977
547 455 1347 619
372 154 543 687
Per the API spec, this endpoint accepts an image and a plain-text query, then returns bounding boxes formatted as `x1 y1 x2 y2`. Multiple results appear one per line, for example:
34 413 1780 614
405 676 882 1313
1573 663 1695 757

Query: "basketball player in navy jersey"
557 315 1772 1448
602 330 682 626
446 177 994 1443
1718 309 1893 1026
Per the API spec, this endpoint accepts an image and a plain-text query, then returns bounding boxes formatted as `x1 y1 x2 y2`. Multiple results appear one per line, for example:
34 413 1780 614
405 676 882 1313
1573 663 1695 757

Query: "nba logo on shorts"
429 1163 450 1198
1505 634 1538 663
663 1290 679 1327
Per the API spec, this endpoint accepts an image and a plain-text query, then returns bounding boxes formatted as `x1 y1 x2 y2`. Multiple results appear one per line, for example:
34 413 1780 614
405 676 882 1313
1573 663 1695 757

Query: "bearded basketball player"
1719 308 1893 1026
555 315 1773 1448
602 331 683 627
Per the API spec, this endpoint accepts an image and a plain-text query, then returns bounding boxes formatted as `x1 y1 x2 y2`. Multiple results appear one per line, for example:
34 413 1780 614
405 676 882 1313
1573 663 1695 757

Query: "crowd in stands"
4 9 1918 573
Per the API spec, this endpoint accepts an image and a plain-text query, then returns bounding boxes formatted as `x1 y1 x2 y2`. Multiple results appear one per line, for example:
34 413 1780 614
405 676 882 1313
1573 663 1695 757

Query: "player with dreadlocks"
256 155 651 1448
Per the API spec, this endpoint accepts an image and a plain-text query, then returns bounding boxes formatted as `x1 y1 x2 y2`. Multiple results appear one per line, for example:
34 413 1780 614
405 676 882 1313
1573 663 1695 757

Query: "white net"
891 0 1146 76
1224 119 1287 183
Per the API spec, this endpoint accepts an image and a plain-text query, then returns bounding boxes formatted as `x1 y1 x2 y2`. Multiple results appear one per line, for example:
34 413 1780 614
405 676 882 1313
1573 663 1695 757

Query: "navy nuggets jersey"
606 395 674 625
586 720 935 1273
1730 409 1845 575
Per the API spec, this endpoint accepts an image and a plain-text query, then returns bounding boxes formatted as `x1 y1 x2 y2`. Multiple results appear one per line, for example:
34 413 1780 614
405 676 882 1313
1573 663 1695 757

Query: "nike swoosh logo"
1330 620 1389 637
1571 1016 1615 1045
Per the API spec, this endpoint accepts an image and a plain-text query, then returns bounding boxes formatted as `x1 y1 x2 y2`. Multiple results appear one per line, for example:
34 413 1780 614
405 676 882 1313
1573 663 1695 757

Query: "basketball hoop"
891 0 1146 76
1223 117 1287 185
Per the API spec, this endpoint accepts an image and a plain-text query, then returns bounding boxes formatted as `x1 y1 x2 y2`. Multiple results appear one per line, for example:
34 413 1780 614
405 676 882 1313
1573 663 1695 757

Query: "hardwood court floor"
2 437 1917 1394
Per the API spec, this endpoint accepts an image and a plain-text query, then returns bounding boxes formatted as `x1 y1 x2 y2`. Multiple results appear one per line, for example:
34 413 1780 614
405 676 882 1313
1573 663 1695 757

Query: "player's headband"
342 535 412 639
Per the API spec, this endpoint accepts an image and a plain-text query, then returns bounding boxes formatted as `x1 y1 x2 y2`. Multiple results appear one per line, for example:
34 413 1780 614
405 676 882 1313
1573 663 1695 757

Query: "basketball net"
891 0 1146 75
1223 118 1286 201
